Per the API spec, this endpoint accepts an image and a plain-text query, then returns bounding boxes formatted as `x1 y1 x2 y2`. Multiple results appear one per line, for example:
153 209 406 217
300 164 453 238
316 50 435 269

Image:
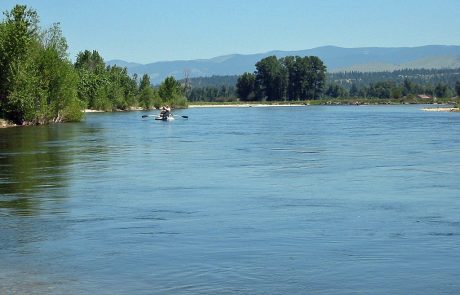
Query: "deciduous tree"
236 72 256 101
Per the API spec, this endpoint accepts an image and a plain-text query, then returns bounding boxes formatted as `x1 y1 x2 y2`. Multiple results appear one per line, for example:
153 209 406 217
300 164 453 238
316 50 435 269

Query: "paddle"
142 114 188 119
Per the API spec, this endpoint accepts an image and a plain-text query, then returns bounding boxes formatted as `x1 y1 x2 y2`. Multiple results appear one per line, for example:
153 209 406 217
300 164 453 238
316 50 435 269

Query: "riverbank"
188 100 460 110
189 103 305 108
188 97 458 107
0 119 16 128
84 106 144 113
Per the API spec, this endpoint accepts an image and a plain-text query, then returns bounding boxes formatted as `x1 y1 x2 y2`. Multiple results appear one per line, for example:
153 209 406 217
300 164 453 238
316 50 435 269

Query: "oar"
142 114 188 119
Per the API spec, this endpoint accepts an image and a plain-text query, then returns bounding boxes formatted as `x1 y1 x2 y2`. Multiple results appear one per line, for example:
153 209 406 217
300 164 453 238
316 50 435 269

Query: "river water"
1 105 460 294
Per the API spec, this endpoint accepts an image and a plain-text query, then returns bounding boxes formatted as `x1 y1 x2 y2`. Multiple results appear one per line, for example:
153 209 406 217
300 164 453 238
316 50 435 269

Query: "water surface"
1 106 460 294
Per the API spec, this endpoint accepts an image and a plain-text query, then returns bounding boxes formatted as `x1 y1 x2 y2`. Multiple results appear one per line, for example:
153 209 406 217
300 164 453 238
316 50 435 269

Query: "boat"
155 113 175 121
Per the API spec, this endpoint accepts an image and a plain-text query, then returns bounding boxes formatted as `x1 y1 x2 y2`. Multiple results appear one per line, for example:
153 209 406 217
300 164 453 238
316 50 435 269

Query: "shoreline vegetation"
0 5 186 127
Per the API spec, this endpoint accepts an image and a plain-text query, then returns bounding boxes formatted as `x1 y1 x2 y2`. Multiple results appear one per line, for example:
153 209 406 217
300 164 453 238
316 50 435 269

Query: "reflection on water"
0 126 73 215
1 107 460 294
0 123 110 216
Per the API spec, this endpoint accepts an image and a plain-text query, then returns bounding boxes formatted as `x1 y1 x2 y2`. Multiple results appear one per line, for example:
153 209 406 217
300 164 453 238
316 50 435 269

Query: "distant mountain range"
107 45 460 84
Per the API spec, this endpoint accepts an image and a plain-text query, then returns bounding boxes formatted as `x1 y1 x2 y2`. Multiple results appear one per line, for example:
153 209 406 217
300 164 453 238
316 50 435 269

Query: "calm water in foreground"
1 105 460 294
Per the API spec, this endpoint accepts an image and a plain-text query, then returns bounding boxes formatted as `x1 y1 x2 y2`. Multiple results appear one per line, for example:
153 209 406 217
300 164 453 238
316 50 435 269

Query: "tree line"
0 5 186 125
188 85 237 102
74 50 186 111
178 75 238 102
185 75 239 88
323 79 459 100
325 68 460 99
185 68 460 102
329 68 460 89
236 55 327 101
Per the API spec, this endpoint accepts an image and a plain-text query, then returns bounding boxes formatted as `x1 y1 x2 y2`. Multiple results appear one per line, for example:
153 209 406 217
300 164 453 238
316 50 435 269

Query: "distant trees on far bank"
325 69 460 100
237 55 327 101
188 85 237 102
185 67 460 102
321 79 456 100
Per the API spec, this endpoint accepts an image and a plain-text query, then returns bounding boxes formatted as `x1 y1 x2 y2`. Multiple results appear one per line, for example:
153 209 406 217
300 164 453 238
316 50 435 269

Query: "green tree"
158 76 187 107
368 82 393 99
106 65 138 110
0 5 39 122
255 56 287 101
306 56 326 100
325 83 348 98
138 74 158 109
391 86 403 99
434 83 449 98
35 26 83 122
455 80 460 97
74 50 112 110
75 50 105 73
75 50 139 111
0 5 82 124
403 78 415 96
281 56 300 100
349 84 359 97
281 55 326 100
236 72 256 101
76 68 106 110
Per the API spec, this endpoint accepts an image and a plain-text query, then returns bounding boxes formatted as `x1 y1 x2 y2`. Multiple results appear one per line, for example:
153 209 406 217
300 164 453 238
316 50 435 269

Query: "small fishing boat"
155 113 175 121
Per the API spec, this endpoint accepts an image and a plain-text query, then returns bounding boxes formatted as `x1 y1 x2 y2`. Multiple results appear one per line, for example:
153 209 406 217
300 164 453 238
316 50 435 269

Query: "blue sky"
1 0 460 63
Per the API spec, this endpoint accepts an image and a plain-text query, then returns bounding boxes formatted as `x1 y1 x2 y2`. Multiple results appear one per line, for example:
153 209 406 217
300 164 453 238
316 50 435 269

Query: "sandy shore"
84 107 144 113
0 119 16 128
421 107 459 112
189 103 306 108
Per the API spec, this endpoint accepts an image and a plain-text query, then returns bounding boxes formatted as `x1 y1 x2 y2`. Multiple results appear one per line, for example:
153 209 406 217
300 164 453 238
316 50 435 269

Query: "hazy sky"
1 0 460 63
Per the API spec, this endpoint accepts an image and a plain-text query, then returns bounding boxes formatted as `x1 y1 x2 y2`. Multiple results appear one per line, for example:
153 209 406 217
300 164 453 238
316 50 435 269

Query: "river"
1 105 459 294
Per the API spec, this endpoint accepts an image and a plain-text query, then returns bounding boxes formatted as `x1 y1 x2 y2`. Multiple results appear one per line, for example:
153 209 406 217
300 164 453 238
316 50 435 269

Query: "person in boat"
159 105 171 119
